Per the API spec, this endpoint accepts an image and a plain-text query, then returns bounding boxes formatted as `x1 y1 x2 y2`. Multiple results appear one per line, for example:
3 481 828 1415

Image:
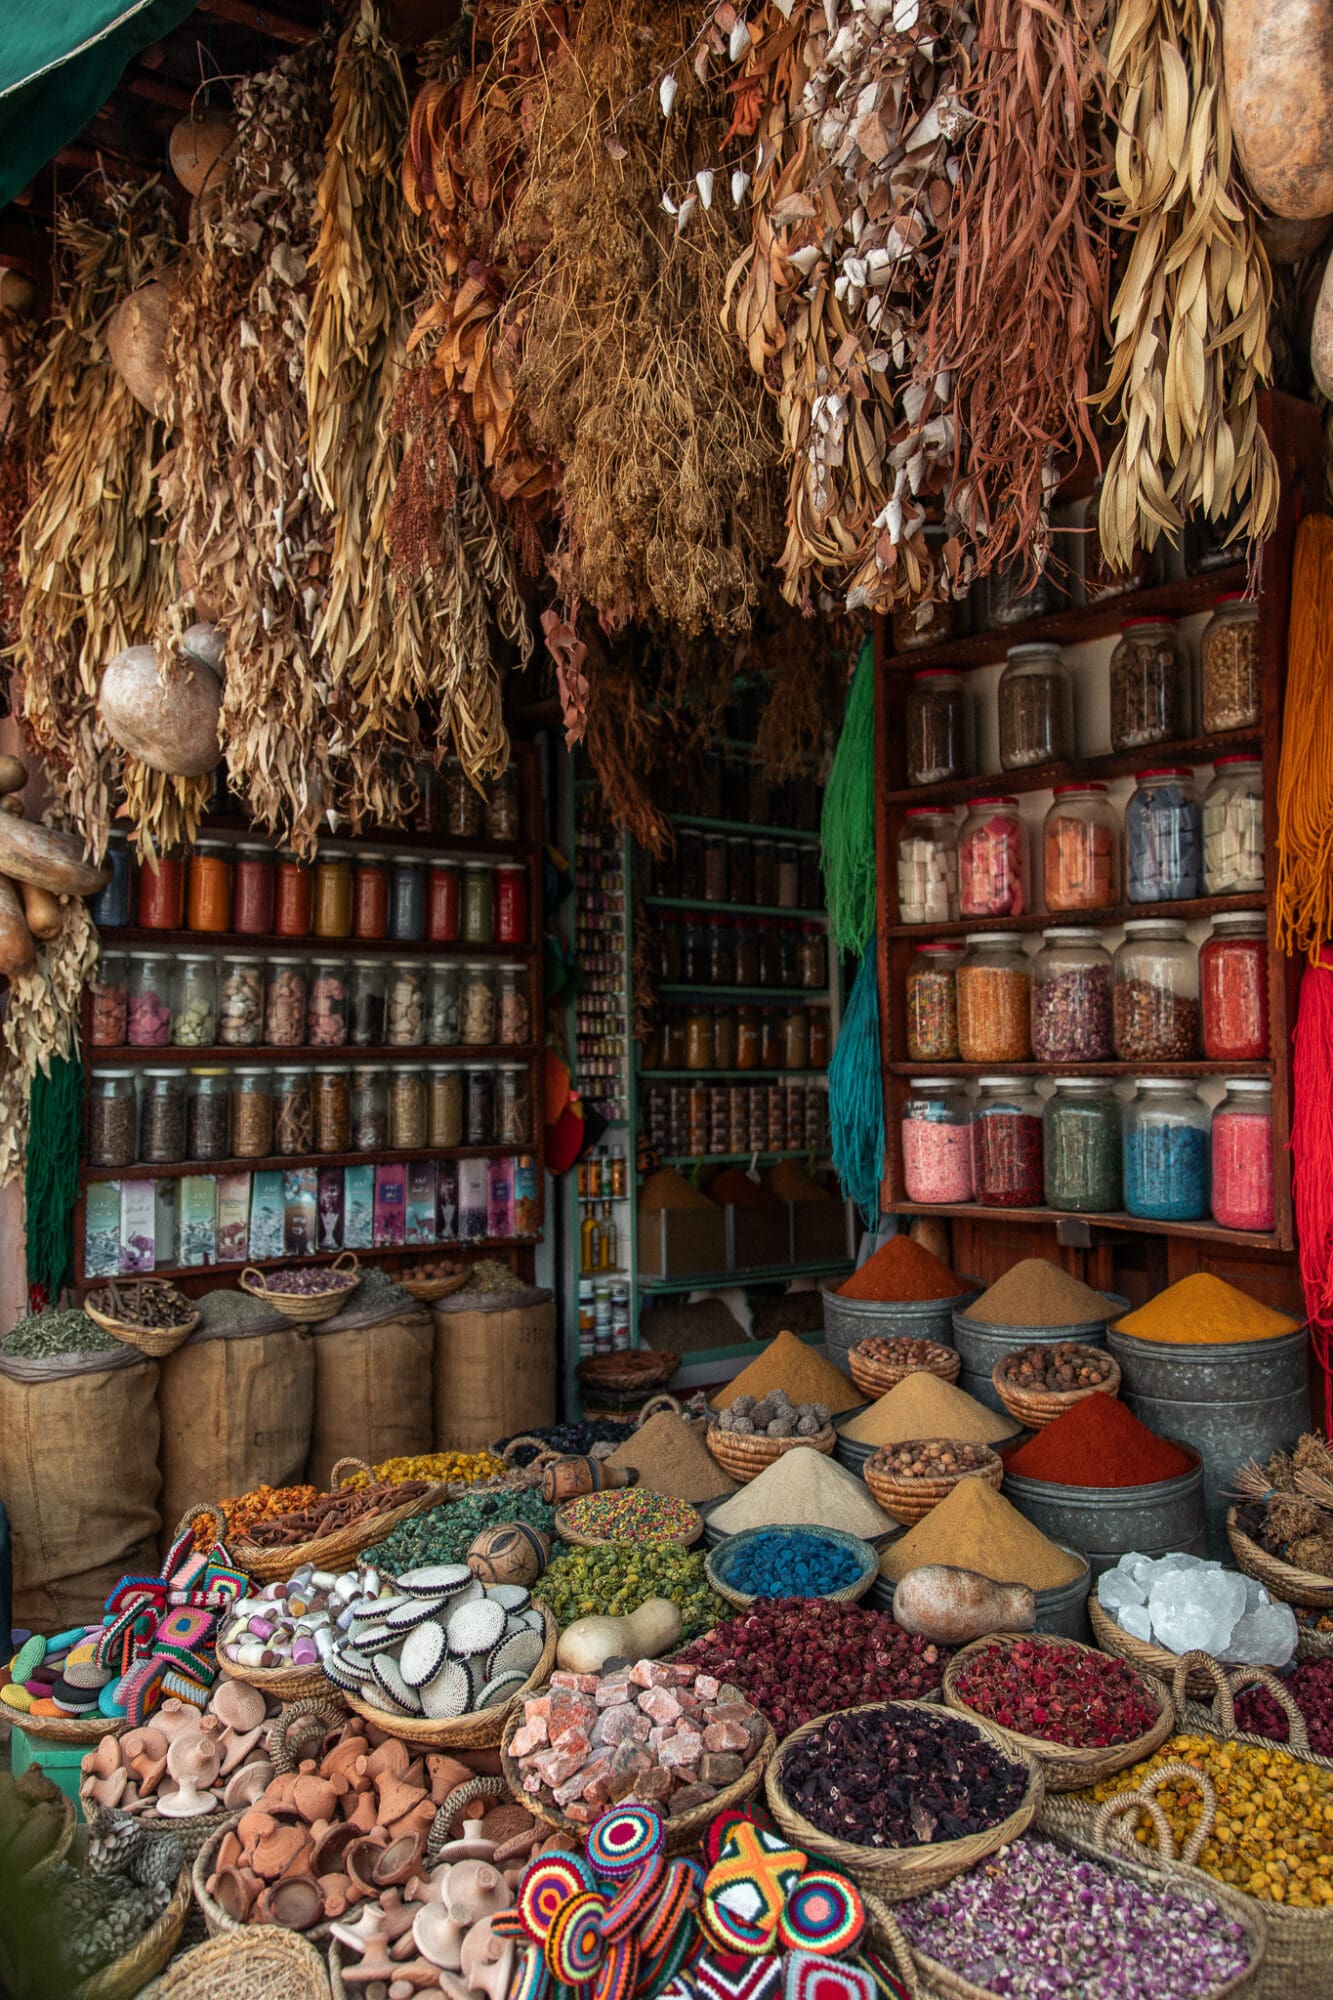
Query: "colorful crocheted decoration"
603 1856 665 1941
587 1806 665 1879
782 1956 876 2000
776 1876 865 1959
699 1822 807 1955
694 1951 785 2000
513 1944 552 2000
594 1933 640 2000
548 1892 610 1982
640 1860 701 1958
522 1856 598 1941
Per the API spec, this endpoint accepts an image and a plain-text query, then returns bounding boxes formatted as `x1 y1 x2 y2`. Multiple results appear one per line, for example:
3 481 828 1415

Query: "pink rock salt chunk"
693 1675 720 1702
703 1719 749 1754
510 1720 548 1758
549 1672 581 1690
580 1757 615 1810
548 1700 596 1745
638 1687 681 1725
574 1675 600 1694
566 1803 594 1824
554 1771 591 1808
659 1731 703 1770
542 1746 588 1787
523 1772 543 1794
595 1706 650 1747
628 1662 656 1689
525 1697 551 1724
594 1679 631 1709
631 1767 674 1803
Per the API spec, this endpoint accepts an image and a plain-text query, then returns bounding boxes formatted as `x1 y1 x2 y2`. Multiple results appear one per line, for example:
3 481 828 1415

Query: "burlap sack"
306 1296 435 1487
431 1290 556 1451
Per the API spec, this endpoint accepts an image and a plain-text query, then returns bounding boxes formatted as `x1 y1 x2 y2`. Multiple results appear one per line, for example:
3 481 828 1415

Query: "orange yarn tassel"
1293 953 1333 1434
1275 514 1333 957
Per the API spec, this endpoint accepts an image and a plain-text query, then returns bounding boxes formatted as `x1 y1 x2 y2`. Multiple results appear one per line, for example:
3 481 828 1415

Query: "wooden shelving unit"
873 393 1323 1276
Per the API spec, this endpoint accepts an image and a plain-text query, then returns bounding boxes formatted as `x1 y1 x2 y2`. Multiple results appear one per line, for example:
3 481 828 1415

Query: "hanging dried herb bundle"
0 898 97 1187
14 182 181 856
918 0 1110 583
0 309 39 687
1095 0 1278 570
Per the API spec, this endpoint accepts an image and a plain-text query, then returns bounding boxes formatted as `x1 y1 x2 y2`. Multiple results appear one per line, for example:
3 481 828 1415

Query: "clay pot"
223 1762 273 1811
216 1830 243 1876
211 1680 266 1734
83 1738 123 1781
156 1729 222 1819
320 1871 353 1919
252 1824 309 1881
371 1835 423 1888
294 1774 338 1824
326 1736 371 1779
85 1770 129 1811
212 1867 258 1923
415 1904 464 1971
459 1919 515 2000
346 1834 391 1898
260 1876 324 1930
237 1808 277 1849
366 1740 411 1780
312 1820 362 1875
444 1860 513 1928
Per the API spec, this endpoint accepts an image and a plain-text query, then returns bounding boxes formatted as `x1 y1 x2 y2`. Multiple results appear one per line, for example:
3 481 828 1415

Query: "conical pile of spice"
961 1259 1115 1327
764 1162 837 1203
640 1168 717 1211
837 1234 969 1301
879 1478 1084 1591
839 1372 1018 1448
710 1446 896 1539
1114 1272 1300 1344
706 1167 782 1207
1004 1397 1190 1490
711 1328 858 1415
602 1409 736 1501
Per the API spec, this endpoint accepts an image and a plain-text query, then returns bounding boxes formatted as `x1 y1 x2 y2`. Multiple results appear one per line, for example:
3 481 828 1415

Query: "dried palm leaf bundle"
14 181 182 858
1094 0 1279 571
916 0 1111 585
0 896 97 1187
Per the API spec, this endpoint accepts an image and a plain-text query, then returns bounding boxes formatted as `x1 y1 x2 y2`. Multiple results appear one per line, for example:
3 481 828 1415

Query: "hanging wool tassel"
829 942 885 1227
24 1053 82 1308
1293 954 1333 1434
820 638 877 955
1275 514 1333 958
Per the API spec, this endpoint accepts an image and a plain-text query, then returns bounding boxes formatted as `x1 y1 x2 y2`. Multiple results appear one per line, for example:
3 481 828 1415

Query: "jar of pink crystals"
959 796 1029 918
1210 1078 1274 1233
901 1079 973 1205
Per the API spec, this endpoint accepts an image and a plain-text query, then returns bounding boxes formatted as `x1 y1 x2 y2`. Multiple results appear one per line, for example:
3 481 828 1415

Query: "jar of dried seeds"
461 965 496 1045
389 1067 427 1149
274 1067 314 1155
998 643 1073 768
1044 1079 1122 1213
187 1069 231 1162
314 1065 351 1153
1113 920 1200 1060
141 1070 187 1165
957 933 1031 1062
1109 618 1190 750
498 968 529 1045
497 1065 531 1145
905 944 962 1062
1030 928 1113 1062
89 1070 136 1168
1200 594 1261 733
429 1065 463 1148
905 669 967 786
231 1069 274 1157
351 1066 387 1151
350 960 386 1047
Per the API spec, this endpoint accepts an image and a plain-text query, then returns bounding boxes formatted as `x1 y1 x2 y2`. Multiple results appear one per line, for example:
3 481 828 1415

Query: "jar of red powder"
495 864 528 946
232 844 276 936
186 840 233 933
427 861 461 943
970 1077 1044 1208
1211 1078 1274 1233
274 852 313 938
901 1079 973 1204
959 797 1028 918
352 853 390 940
137 853 185 931
1200 912 1268 1061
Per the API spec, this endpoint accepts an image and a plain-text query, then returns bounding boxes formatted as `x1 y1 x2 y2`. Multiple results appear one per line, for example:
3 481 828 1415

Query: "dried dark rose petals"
779 1704 1026 1849
953 1636 1161 1748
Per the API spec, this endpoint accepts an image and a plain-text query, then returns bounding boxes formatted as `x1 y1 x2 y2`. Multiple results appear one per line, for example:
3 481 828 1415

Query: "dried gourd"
1224 0 1333 221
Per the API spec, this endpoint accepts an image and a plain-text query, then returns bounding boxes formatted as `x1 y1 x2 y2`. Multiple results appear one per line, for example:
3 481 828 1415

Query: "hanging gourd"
1313 251 1333 398
168 111 236 197
99 634 224 777
1224 0 1333 219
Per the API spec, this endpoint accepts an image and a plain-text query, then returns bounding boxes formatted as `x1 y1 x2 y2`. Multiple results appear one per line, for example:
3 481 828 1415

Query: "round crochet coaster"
521 1854 597 1941
776 1874 866 1958
587 1805 665 1880
547 1890 609 1983
601 1854 665 1942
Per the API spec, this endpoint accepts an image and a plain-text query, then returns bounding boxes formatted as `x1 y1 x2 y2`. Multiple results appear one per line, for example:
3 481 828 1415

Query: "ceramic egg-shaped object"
465 1523 551 1588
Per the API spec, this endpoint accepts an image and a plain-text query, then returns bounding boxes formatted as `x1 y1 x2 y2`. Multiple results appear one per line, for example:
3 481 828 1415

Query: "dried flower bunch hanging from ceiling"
0 900 97 1187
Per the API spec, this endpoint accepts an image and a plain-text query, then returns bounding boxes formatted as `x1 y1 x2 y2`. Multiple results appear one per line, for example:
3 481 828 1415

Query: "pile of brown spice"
765 1162 836 1204
961 1259 1115 1328
706 1168 781 1208
603 1409 736 1502
840 1373 1017 1449
640 1168 716 1213
878 1478 1084 1591
711 1329 859 1416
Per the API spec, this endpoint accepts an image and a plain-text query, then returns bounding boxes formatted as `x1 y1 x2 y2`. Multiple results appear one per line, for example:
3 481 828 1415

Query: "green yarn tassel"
820 637 877 954
829 942 885 1226
25 1054 83 1304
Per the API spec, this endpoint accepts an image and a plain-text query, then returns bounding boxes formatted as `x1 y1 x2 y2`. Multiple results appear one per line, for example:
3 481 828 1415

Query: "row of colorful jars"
900 1076 1273 1231
904 915 1267 1065
651 916 827 990
92 953 531 1052
91 840 528 947
897 759 1264 921
647 830 822 909
641 1081 830 1158
902 598 1260 785
88 1060 530 1168
641 1005 831 1073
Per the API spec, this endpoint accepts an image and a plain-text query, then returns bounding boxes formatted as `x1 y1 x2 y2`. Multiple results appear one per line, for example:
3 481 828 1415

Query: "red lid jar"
495 864 528 947
232 844 276 937
137 853 186 931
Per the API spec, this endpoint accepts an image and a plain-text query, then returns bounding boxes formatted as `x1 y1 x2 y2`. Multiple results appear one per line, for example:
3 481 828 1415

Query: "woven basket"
862 1440 1003 1526
1088 1588 1225 1700
706 1422 837 1484
19 1791 77 1879
501 1696 775 1857
553 1497 703 1550
239 1251 360 1324
397 1269 469 1303
227 1456 449 1584
341 1603 557 1749
1296 1612 1333 1661
991 1350 1121 1432
68 1867 191 2000
848 1339 960 1400
11 1704 124 1747
941 1632 1176 1792
214 1651 329 1705
85 1282 199 1358
577 1349 679 1403
136 1926 331 1999
705 1525 878 1611
765 1699 1043 1903
1226 1506 1333 1610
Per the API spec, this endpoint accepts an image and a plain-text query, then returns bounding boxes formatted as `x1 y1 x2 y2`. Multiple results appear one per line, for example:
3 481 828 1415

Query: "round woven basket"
1088 1589 1223 1700
397 1269 468 1303
553 1497 703 1550
214 1650 329 1705
991 1350 1121 1432
1296 1611 1333 1661
577 1349 679 1404
341 1603 557 1749
227 1456 449 1584
863 1439 1003 1526
19 1792 77 1879
764 1699 1044 1903
239 1251 360 1324
137 1926 331 1999
85 1282 198 1358
9 1703 123 1746
68 1866 192 2000
706 1422 837 1485
704 1525 878 1611
848 1338 960 1400
1226 1506 1333 1610
941 1632 1176 1791
500 1697 775 1858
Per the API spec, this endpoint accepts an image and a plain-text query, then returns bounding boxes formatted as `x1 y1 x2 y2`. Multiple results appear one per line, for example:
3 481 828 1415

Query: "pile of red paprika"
1004 1395 1190 1489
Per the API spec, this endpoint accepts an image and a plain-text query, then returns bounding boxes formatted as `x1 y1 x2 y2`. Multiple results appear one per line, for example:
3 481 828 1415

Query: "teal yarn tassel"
820 637 877 955
829 942 885 1226
25 1054 83 1304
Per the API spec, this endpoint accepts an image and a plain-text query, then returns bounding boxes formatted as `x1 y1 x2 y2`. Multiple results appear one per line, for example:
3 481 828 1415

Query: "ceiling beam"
191 0 319 44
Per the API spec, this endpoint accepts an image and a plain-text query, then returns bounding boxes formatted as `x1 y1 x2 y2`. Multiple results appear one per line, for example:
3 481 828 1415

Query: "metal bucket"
1107 1321 1312 1557
951 1294 1129 1414
1001 1447 1206 1578
869 1543 1091 1641
822 1284 981 1369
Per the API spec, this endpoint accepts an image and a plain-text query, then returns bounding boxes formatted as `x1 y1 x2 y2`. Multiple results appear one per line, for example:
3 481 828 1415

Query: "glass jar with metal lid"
312 847 353 939
274 1067 314 1155
498 967 529 1045
980 553 1050 629
1043 1080 1121 1214
897 808 959 924
136 851 185 931
445 758 483 838
314 1065 351 1153
1113 919 1199 1061
1210 1078 1273 1233
427 963 461 1046
998 643 1073 769
464 1064 496 1146
90 953 128 1047
905 669 967 786
497 1065 531 1145
959 797 1028 917
128 953 173 1047
462 863 495 946
460 964 496 1046
1123 1079 1210 1221
171 955 217 1048
231 1068 274 1157
274 852 312 937
264 956 307 1047
141 1069 188 1165
351 852 390 940
187 1069 231 1162
1109 618 1190 751
233 844 276 936
306 959 350 1047
90 832 132 930
389 1066 427 1149
1201 755 1264 894
1200 594 1261 733
219 956 264 1047
187 839 233 933
348 960 386 1047
1042 783 1119 911
351 1067 387 1151
1125 767 1202 903
429 1065 463 1148
89 1070 136 1168
1200 912 1268 1061
390 858 426 943
484 766 520 841
956 934 1031 1063
386 961 426 1046
901 1079 973 1204
1030 928 1113 1062
970 1077 1044 1208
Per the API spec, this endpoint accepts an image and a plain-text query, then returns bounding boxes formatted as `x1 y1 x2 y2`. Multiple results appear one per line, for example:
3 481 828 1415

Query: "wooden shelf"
130 813 540 862
85 1145 533 1182
890 1200 1281 1252
79 1238 538 1288
97 929 532 960
89 1044 537 1067
670 814 820 845
641 1069 829 1083
887 893 1264 940
643 897 828 921
638 1259 852 1293
885 728 1261 809
881 565 1245 675
886 1060 1272 1079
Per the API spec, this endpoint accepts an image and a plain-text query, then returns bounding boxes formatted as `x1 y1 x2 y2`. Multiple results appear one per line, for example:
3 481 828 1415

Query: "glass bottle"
462 864 494 946
901 1078 973 1204
171 954 218 1048
905 669 967 786
306 959 350 1047
1210 1079 1274 1233
1030 928 1113 1062
970 1077 1044 1208
264 956 308 1048
89 952 128 1047
959 797 1029 918
1113 920 1199 1061
128 954 173 1047
1201 756 1264 894
187 840 233 933
1043 1080 1122 1214
998 643 1073 769
218 955 264 1047
232 845 276 936
1109 619 1190 751
897 808 959 924
351 1066 387 1151
350 959 387 1047
390 859 426 943
1200 595 1261 734
1042 783 1119 912
1124 768 1203 903
1200 912 1268 1061
351 853 390 940
312 848 353 939
1123 1079 1210 1221
956 934 1031 1063
427 963 461 1045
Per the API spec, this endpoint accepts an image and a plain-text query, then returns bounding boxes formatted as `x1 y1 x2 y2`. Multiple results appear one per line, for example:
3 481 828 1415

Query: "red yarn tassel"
1292 952 1333 1435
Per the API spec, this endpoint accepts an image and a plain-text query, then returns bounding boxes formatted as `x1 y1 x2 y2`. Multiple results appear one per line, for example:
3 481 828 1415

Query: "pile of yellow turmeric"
1113 1273 1300 1345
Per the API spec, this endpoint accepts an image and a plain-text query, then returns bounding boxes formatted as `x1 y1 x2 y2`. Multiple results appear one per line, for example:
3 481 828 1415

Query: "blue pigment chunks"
722 1529 865 1599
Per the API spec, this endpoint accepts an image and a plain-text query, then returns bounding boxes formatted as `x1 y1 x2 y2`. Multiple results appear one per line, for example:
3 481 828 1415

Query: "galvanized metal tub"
951 1294 1129 1414
1001 1445 1206 1578
1107 1320 1312 1557
822 1282 981 1369
833 1409 1021 1483
869 1542 1092 1642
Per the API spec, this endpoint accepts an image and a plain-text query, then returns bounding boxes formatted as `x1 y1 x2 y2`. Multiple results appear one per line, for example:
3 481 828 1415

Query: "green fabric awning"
0 2 197 211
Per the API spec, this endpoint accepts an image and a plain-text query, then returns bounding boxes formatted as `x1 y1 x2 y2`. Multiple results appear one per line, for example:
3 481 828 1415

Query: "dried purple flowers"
778 1703 1026 1849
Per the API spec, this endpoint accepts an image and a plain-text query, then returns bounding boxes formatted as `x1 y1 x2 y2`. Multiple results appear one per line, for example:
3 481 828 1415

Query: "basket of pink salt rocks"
500 1659 774 1857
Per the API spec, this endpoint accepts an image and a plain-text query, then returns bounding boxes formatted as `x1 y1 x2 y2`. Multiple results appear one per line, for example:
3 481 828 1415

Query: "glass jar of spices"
1113 920 1200 1061
757 922 782 987
495 864 527 946
1109 619 1190 751
89 1070 136 1168
314 1065 351 1153
187 840 232 933
231 1068 274 1158
1030 928 1113 1062
313 849 353 940
685 1007 713 1071
351 1067 386 1152
957 933 1031 1063
736 1008 761 1070
485 767 520 840
218 956 264 1048
497 1065 530 1145
681 920 709 985
136 852 185 931
264 956 307 1048
752 841 777 908
678 829 705 901
90 832 132 930
905 943 962 1063
906 669 967 787
429 1066 463 1148
798 925 826 990
232 845 276 936
141 1069 188 1165
777 845 800 910
709 918 736 987
901 1079 974 1204
980 554 1050 629
703 835 727 902
1123 1079 1210 1221
1125 767 1203 903
1200 595 1261 734
171 954 218 1047
460 964 495 1046
760 1011 782 1068
897 808 959 924
971 1078 1044 1208
1042 783 1119 912
712 1009 737 1070
1211 1079 1274 1233
387 961 426 1046
128 954 173 1047
462 864 494 946
782 1008 810 1070
352 853 390 940
349 960 387 1047
413 761 444 836
274 852 313 938
428 963 461 1046
274 1068 313 1156
426 862 460 944
445 760 483 839
809 1010 831 1067
893 593 955 655
307 960 350 1047
1043 1080 1122 1214
390 859 426 943
498 967 529 1045
734 921 759 986
465 1066 496 1145
187 1069 231 1162
1202 756 1264 894
959 797 1028 918
90 953 128 1047
998 643 1073 770
1200 913 1268 1061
